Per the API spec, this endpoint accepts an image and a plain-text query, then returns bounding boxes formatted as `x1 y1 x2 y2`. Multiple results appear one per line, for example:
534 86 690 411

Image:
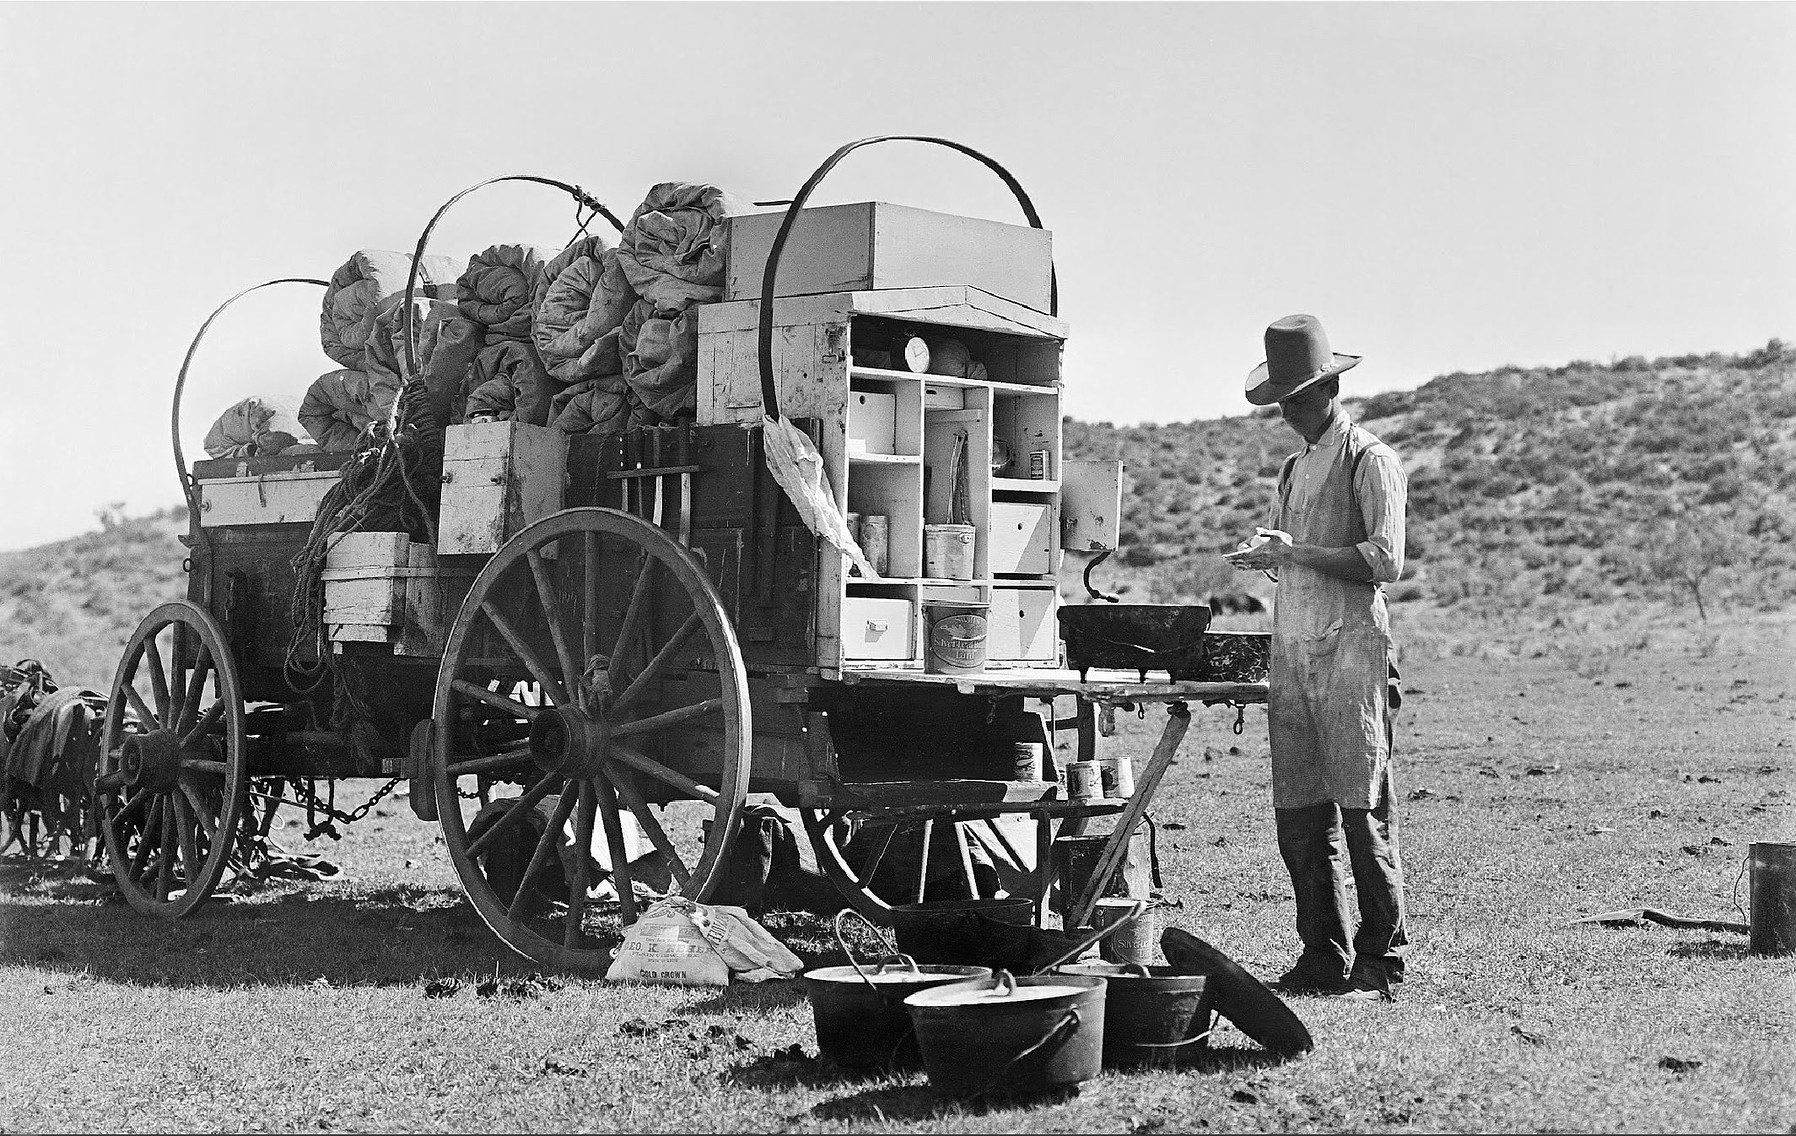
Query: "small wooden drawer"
842 596 915 660
987 501 1054 576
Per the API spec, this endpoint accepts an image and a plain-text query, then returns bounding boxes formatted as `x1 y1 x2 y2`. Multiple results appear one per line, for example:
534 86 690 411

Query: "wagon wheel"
96 601 247 917
433 507 751 973
801 809 1027 923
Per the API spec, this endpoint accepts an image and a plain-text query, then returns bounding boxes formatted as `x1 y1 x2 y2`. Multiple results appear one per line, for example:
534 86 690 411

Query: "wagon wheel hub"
528 704 612 780
119 730 183 792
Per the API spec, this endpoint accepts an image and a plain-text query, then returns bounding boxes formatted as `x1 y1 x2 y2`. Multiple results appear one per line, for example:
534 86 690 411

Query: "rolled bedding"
617 182 752 311
619 299 699 423
298 370 398 453
320 249 460 368
531 236 637 385
362 291 464 388
548 374 645 436
464 340 557 426
457 243 549 342
203 396 312 458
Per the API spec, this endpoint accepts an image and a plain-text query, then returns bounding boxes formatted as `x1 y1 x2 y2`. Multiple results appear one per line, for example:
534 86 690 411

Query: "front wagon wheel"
432 507 751 973
97 601 247 917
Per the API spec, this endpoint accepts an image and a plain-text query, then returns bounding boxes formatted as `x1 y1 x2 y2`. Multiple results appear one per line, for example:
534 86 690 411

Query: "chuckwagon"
93 138 1268 973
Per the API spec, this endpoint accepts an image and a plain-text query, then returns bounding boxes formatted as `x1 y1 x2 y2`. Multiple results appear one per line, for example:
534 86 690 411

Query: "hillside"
3 343 1793 689
1066 340 1796 616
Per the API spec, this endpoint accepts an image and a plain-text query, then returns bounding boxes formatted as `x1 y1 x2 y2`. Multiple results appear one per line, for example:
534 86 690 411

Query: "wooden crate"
439 421 567 556
723 202 1054 315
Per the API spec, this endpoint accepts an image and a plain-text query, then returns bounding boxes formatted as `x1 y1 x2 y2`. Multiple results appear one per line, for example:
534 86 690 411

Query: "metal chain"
285 776 404 841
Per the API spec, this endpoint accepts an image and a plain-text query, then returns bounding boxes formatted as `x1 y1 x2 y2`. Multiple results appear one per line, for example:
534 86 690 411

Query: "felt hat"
1245 314 1361 406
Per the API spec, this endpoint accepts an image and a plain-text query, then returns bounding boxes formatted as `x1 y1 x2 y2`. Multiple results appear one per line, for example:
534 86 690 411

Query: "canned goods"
1028 449 1050 480
1067 760 1103 801
1099 755 1135 798
1093 898 1157 966
1013 742 1045 783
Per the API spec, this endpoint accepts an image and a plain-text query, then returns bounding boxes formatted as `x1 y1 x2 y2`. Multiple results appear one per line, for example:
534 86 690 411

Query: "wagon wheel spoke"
564 780 598 948
609 744 718 803
144 636 172 725
129 797 163 883
608 767 692 889
179 777 218 841
582 531 602 665
450 679 543 722
480 602 569 706
155 799 178 901
117 786 153 821
859 822 898 883
607 554 658 688
181 757 228 777
172 792 202 885
181 700 226 749
610 698 722 739
527 548 583 695
446 748 532 778
506 788 580 921
612 614 703 718
464 775 559 861
123 683 158 732
176 649 212 737
592 774 637 925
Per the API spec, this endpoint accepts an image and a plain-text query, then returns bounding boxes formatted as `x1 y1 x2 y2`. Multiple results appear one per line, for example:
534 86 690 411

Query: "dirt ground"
1 608 1791 1132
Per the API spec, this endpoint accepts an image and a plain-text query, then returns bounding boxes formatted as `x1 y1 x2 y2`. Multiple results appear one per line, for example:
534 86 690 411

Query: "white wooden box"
197 469 341 527
987 501 1054 576
988 587 1057 662
724 202 1055 315
841 597 915 660
848 391 897 455
440 421 567 556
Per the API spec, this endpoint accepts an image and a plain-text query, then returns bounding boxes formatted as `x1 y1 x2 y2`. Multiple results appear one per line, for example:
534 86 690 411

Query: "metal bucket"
1054 961 1211 1068
805 913 990 1070
1091 897 1159 966
1052 829 1153 921
889 896 1035 971
906 971 1107 1099
1750 842 1796 956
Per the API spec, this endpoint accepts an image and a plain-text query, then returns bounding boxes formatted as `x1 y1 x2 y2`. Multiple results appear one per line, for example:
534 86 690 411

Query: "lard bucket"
922 601 988 674
924 523 976 580
1750 842 1796 956
906 971 1107 1099
1053 961 1212 1068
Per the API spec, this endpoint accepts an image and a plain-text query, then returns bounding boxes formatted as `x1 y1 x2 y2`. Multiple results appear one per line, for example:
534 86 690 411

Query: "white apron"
1267 419 1396 810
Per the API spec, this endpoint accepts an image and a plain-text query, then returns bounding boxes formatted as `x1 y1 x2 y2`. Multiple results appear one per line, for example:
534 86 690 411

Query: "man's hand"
1224 527 1293 572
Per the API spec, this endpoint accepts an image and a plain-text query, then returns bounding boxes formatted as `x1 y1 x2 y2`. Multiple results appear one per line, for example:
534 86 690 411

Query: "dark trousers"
1274 764 1408 981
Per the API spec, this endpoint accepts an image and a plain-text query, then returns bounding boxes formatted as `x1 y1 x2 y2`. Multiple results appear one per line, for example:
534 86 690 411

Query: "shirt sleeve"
1353 444 1407 584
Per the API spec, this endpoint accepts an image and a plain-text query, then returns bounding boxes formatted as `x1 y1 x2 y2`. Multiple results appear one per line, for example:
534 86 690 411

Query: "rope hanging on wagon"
755 135 1057 421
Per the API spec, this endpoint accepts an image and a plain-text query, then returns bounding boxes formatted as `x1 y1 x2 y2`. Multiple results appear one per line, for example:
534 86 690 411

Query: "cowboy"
1225 314 1409 1001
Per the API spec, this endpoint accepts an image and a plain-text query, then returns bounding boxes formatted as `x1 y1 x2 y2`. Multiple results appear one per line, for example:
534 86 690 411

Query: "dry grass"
2 607 1793 1132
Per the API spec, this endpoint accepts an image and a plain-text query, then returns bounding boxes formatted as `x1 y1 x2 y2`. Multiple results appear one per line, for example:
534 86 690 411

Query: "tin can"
1093 898 1157 966
1013 742 1045 783
859 514 889 576
1099 754 1134 798
1067 760 1103 801
1028 449 1050 480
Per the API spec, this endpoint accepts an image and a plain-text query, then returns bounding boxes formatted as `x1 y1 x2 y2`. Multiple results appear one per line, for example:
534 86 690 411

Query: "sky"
2 2 1792 551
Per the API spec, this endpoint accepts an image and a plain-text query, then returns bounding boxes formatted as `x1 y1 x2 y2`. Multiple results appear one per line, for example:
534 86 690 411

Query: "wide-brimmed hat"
1245 314 1361 406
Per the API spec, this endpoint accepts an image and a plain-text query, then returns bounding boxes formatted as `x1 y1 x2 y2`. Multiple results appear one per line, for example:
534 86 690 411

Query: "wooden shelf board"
849 365 1061 396
847 451 922 465
991 477 1059 494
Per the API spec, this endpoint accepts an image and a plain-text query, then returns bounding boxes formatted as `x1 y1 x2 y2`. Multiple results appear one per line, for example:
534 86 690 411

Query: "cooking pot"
906 970 1107 1099
804 911 990 1070
1054 961 1212 1068
888 896 1035 971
